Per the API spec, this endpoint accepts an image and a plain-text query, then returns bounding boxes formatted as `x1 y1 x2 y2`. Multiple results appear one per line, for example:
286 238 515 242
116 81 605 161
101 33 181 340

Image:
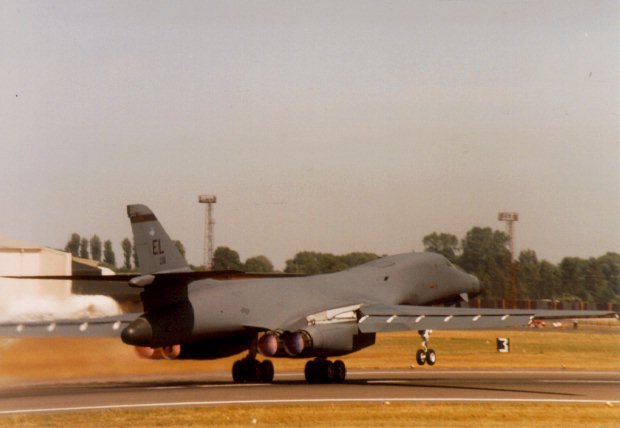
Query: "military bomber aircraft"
1 204 616 383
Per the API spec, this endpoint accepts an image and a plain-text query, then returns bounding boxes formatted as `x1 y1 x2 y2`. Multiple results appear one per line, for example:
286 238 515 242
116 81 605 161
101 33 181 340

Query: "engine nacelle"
283 323 375 357
258 332 280 357
122 302 193 348
284 330 312 356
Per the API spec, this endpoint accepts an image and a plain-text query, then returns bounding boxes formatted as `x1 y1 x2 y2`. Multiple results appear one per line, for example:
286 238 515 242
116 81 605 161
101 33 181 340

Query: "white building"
0 236 118 321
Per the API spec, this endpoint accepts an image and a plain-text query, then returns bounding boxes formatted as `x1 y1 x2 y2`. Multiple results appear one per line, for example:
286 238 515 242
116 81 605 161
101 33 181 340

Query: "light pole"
498 211 519 308
198 195 217 270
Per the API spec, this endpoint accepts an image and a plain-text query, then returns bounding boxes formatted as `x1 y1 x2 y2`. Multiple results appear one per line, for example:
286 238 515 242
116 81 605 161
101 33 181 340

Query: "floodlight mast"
198 195 217 270
498 211 519 308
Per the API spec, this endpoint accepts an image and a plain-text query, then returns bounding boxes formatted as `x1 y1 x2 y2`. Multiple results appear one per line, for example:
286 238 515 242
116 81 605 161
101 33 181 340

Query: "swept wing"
0 314 138 337
357 304 617 333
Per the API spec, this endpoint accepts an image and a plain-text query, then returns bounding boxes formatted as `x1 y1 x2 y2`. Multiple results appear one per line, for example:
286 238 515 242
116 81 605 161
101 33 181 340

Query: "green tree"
90 235 102 261
537 260 561 300
559 257 587 300
597 252 620 298
516 249 540 299
284 251 379 274
459 227 511 300
244 255 275 272
103 240 116 267
285 252 326 274
212 246 243 271
173 240 186 260
340 252 380 267
422 232 460 263
555 255 618 304
318 253 348 273
79 237 89 259
121 238 132 270
64 233 81 257
583 257 610 303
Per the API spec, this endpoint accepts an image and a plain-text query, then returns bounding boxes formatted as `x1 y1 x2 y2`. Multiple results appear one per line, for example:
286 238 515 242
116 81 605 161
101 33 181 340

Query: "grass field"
4 403 620 428
1 325 618 382
1 324 618 427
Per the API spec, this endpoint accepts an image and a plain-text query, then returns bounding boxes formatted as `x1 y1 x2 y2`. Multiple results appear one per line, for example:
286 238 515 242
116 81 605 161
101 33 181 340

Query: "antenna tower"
498 211 519 308
198 195 217 270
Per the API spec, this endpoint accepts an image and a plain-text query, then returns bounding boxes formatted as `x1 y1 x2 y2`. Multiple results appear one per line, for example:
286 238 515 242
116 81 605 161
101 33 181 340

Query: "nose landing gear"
415 330 436 366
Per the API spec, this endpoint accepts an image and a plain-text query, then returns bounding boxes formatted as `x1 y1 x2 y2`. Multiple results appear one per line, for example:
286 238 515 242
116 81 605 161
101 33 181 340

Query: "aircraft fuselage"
122 252 480 355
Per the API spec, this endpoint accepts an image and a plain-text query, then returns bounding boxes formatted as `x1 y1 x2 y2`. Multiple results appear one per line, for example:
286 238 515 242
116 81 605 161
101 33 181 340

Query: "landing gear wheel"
416 349 427 366
244 359 261 382
232 360 245 383
232 357 274 383
321 360 334 383
260 360 275 383
415 330 436 367
304 360 318 384
426 349 436 366
304 358 347 384
332 360 347 383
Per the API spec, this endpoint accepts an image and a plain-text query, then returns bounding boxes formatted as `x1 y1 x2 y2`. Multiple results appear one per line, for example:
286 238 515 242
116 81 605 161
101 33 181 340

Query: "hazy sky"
1 0 618 270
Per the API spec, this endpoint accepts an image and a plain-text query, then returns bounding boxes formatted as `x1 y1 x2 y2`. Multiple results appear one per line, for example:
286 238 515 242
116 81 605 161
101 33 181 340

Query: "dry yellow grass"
3 403 620 427
1 327 619 427
1 327 618 382
0 327 620 383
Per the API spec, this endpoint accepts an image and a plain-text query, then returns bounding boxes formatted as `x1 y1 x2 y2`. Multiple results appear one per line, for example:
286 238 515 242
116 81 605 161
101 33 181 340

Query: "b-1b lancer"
1 204 617 383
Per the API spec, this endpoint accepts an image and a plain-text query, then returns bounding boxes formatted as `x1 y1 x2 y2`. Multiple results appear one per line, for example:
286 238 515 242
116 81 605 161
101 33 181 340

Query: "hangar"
0 236 71 299
0 236 118 321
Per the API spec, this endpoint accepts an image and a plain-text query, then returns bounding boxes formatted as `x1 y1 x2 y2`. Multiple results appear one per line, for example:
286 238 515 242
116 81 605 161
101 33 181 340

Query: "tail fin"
127 204 190 274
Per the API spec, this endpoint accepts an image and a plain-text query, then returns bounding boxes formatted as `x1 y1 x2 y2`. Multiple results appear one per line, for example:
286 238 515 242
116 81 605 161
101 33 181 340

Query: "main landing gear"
304 358 347 384
415 330 436 366
232 355 275 383
232 356 348 384
231 338 348 384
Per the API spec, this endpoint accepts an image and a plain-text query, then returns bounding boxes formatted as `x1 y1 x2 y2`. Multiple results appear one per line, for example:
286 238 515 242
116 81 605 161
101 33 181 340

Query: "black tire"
426 349 436 366
260 360 275 383
416 349 426 366
323 360 334 383
304 360 317 384
332 360 347 383
232 360 244 383
246 359 261 383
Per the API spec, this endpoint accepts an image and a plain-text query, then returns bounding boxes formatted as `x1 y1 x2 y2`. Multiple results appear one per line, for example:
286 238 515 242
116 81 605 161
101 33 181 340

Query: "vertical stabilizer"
127 204 190 274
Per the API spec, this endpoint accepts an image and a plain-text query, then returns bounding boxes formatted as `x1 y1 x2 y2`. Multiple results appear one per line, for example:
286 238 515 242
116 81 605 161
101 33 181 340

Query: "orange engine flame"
134 345 181 360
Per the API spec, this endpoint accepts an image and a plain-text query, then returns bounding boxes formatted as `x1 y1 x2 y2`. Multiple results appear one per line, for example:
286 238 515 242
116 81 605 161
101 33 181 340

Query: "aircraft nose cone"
471 275 481 293
121 317 152 346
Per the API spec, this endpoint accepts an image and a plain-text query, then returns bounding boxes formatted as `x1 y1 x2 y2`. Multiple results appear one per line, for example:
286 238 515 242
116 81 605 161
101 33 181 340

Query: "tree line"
215 228 618 304
64 234 186 272
422 228 619 304
64 233 118 268
64 226 619 304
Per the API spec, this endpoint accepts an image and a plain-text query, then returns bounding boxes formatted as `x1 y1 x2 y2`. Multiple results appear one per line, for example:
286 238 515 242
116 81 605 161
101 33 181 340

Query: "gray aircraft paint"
187 252 480 337
1 204 616 366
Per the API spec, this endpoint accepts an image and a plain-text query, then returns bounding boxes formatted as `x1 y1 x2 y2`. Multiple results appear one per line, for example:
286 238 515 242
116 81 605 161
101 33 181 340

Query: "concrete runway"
1 369 619 415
